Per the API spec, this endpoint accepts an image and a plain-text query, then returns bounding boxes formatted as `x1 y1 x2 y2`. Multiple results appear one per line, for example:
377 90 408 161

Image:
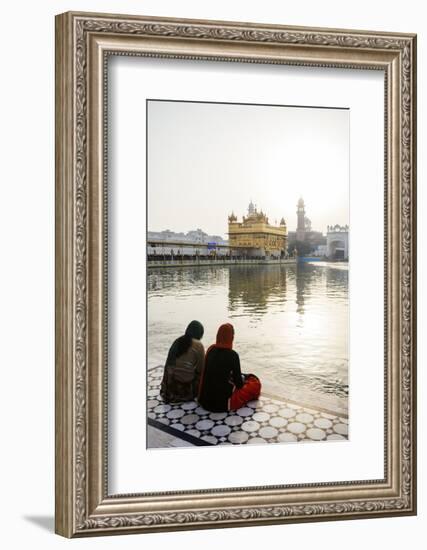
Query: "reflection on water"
148 262 348 397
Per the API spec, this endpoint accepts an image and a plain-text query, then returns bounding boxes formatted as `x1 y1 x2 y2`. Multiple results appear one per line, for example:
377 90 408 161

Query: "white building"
326 225 349 260
147 228 228 246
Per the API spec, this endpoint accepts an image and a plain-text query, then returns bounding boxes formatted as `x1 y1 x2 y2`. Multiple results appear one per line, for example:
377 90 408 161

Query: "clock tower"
296 197 306 241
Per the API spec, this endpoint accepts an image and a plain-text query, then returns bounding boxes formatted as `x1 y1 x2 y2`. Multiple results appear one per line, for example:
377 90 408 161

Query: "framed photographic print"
55 11 417 537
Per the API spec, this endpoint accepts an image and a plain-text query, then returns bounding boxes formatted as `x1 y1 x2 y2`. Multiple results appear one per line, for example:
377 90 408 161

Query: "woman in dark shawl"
198 323 261 412
160 320 205 403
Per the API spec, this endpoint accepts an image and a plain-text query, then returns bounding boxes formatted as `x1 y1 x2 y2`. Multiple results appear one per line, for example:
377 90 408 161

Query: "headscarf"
214 323 234 349
198 323 235 399
165 320 204 365
205 323 234 358
185 320 204 340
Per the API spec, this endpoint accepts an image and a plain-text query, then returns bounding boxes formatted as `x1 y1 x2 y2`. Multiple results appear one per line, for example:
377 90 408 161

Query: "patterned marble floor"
147 365 348 448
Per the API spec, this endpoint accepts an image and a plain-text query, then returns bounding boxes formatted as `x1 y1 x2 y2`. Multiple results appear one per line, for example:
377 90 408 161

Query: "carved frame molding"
55 12 416 537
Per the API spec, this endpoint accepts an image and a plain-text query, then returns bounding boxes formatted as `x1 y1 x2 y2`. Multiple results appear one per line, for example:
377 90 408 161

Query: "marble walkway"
147 365 348 449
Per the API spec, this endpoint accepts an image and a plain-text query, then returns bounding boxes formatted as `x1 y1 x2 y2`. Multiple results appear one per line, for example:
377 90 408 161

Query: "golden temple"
228 201 288 258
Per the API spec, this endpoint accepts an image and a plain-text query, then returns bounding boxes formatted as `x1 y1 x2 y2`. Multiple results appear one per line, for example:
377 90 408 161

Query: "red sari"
198 323 261 411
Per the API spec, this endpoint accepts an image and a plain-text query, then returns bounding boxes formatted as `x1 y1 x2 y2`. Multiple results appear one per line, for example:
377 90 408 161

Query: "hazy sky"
148 100 349 239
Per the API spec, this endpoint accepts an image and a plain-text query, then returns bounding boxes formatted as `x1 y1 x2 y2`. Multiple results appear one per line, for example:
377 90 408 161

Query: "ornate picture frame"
55 11 417 537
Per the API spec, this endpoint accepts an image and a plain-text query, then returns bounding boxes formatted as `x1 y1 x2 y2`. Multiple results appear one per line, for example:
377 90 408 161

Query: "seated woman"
198 323 261 412
160 320 205 403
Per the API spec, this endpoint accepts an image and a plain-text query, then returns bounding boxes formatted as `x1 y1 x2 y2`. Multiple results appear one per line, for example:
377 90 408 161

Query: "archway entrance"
328 240 345 260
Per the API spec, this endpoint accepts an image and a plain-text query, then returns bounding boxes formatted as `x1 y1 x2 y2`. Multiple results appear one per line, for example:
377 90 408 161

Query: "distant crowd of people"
147 252 288 262
160 321 261 412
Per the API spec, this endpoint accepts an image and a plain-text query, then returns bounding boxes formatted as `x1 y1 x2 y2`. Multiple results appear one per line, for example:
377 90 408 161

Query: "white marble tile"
211 425 231 437
259 426 278 439
246 400 261 408
235 407 253 417
287 422 306 434
334 423 348 435
269 416 288 428
166 409 185 419
278 433 298 443
181 402 198 411
278 408 297 419
306 428 326 440
181 414 199 425
252 411 270 422
195 406 210 415
196 419 214 431
228 431 249 444
209 412 228 420
296 413 314 424
314 417 333 429
225 415 243 426
327 433 346 440
241 420 260 433
263 403 279 413
247 437 267 445
154 404 172 414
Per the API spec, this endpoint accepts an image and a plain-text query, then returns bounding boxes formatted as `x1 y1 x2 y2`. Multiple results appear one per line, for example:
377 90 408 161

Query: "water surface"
147 262 348 399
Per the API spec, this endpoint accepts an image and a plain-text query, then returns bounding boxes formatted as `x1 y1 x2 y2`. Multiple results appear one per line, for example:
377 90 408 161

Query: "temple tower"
248 200 256 216
296 197 306 241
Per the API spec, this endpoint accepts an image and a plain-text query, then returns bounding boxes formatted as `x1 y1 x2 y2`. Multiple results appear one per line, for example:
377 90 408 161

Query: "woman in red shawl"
198 323 261 412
